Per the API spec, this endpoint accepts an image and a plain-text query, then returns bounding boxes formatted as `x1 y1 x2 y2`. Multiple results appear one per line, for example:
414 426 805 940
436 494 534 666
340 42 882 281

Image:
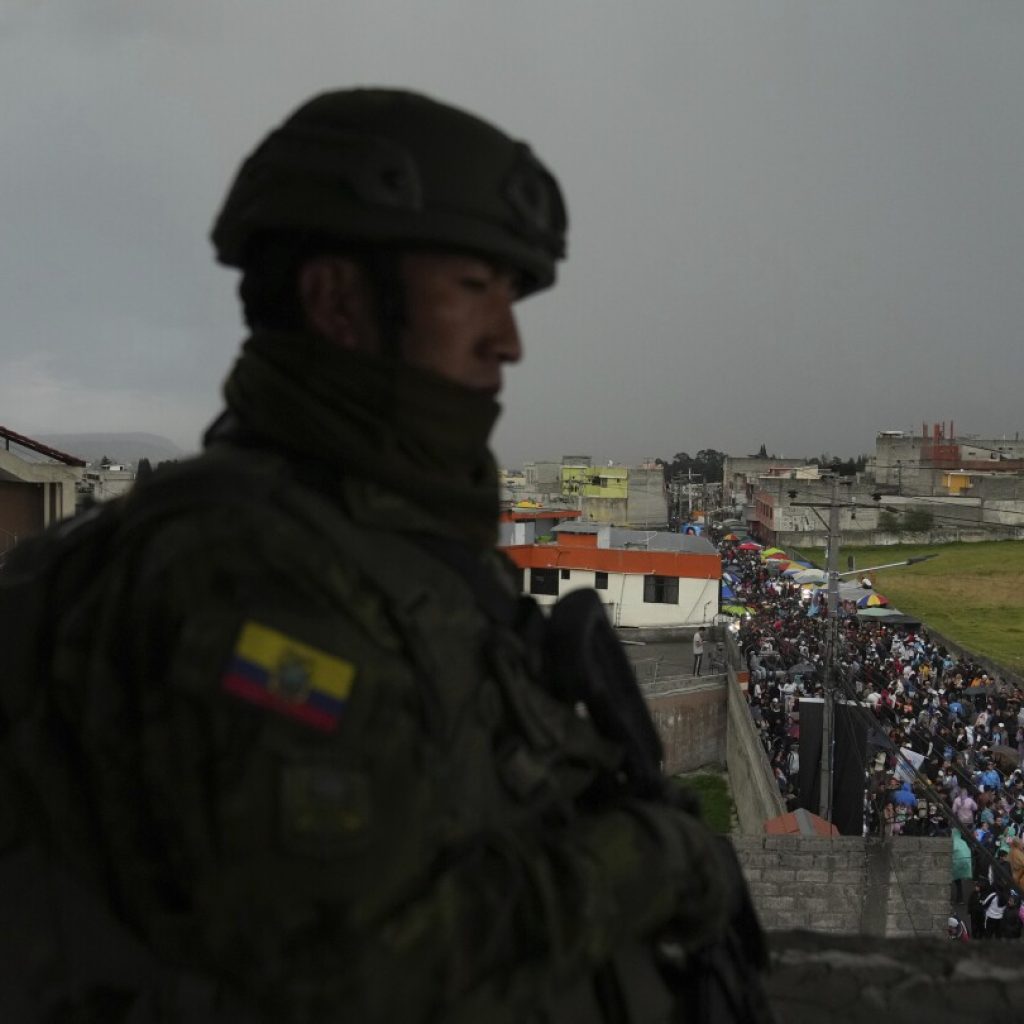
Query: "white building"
499 517 721 628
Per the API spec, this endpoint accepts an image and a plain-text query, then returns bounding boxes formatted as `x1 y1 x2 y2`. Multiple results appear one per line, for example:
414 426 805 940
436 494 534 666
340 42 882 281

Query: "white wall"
616 574 718 627
526 569 719 627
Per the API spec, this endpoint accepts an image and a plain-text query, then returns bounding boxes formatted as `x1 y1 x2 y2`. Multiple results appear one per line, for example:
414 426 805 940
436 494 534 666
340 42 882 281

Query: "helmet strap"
360 249 407 360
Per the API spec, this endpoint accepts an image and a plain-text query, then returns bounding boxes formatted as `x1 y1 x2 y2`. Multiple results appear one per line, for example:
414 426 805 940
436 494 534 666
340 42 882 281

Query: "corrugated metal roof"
552 522 717 555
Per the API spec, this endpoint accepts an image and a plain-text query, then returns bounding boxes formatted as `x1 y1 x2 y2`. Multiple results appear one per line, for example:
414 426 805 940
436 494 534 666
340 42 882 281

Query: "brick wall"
733 836 951 937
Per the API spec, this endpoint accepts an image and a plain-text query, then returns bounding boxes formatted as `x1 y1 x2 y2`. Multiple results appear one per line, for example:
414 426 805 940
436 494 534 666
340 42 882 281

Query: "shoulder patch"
222 621 356 732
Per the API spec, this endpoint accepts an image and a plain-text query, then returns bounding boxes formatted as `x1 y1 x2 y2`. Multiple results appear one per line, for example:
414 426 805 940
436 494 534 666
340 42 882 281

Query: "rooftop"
553 522 717 555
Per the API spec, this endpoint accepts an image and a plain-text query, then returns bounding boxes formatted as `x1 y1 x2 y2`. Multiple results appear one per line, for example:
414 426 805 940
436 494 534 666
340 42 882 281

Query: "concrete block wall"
646 680 727 773
733 836 951 937
724 665 785 833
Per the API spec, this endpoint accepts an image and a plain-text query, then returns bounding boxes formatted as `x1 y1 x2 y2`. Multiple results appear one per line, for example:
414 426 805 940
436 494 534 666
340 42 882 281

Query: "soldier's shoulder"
127 445 319 536
79 449 343 613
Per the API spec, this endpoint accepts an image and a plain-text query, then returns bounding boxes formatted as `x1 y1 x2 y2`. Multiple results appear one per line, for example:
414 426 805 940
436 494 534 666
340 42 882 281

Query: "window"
529 568 559 596
643 575 679 604
560 568 571 580
595 572 608 590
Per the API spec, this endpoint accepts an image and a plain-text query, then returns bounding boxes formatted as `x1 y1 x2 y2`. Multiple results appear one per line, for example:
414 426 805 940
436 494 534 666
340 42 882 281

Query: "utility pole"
820 475 841 821
790 483 938 827
790 477 844 821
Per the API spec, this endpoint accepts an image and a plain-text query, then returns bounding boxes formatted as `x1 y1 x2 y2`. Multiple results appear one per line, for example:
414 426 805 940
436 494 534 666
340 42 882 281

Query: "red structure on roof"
0 425 86 467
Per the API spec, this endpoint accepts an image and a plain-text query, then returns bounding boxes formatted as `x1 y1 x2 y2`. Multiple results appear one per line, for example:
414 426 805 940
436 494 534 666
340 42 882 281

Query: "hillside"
37 432 187 466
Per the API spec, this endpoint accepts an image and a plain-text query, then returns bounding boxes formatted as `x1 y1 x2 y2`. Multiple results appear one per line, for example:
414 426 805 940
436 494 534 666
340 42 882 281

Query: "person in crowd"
981 884 1008 939
1009 836 1024 893
952 830 974 905
952 787 978 827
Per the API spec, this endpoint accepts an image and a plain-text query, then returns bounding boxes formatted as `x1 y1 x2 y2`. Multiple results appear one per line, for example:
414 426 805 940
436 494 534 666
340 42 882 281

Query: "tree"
878 510 901 533
903 509 935 532
694 449 725 481
100 455 113 468
755 444 768 459
658 448 726 484
136 457 153 481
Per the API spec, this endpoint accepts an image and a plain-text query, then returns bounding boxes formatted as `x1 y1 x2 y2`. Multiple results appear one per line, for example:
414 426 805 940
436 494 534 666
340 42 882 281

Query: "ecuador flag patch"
221 621 356 733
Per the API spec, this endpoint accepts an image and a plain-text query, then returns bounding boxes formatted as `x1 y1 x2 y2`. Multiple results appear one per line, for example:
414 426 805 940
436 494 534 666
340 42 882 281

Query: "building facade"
499 517 721 628
875 422 1024 494
511 456 669 528
0 426 84 557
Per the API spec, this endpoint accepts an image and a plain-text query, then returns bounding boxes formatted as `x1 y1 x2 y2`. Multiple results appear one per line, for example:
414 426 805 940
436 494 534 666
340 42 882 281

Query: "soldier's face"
397 252 522 394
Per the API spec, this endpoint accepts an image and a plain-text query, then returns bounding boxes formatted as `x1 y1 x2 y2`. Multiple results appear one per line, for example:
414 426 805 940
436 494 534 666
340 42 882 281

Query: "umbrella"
856 607 892 619
779 562 809 574
856 610 921 627
721 584 736 600
737 541 762 551
722 532 740 541
857 592 889 608
765 552 791 561
761 547 785 556
793 569 827 584
721 604 749 617
787 661 817 677
992 745 1019 772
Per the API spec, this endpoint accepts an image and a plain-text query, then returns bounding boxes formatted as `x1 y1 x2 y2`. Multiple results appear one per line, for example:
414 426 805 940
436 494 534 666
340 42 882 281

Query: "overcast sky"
2 1 1021 467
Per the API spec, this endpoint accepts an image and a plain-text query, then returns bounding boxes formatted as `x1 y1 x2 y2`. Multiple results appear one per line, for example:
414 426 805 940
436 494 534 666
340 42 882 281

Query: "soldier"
0 89 771 1021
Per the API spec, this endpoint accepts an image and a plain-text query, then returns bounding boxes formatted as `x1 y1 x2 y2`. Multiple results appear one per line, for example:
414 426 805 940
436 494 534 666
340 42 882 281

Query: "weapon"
545 589 674 803
544 588 776 1023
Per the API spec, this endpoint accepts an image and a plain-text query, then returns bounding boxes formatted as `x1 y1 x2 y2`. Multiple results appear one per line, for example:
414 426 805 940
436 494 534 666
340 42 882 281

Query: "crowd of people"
720 540 1024 938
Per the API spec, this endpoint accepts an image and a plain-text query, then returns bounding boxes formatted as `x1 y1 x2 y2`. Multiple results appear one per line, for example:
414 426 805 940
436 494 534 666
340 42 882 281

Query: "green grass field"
674 773 734 834
833 541 1024 673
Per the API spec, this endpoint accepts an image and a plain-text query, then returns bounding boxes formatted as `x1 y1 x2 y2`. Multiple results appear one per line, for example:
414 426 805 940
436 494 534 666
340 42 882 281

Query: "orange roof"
504 543 720 580
763 810 838 837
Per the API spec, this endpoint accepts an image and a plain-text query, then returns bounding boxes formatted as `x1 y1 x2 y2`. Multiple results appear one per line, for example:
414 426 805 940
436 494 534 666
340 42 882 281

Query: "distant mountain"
37 432 188 467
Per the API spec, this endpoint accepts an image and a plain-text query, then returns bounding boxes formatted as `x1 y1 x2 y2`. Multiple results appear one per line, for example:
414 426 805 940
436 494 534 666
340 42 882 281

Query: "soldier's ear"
298 256 379 353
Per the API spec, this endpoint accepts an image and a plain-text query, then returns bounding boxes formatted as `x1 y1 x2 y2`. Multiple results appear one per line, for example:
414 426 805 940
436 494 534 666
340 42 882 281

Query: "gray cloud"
1 1 1021 462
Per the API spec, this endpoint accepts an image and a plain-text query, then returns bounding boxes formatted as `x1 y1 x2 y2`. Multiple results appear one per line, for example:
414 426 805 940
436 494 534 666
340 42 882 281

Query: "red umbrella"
738 541 762 551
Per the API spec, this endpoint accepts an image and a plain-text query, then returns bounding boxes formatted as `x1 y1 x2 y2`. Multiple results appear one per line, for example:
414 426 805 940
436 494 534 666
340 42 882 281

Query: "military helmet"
211 88 567 295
